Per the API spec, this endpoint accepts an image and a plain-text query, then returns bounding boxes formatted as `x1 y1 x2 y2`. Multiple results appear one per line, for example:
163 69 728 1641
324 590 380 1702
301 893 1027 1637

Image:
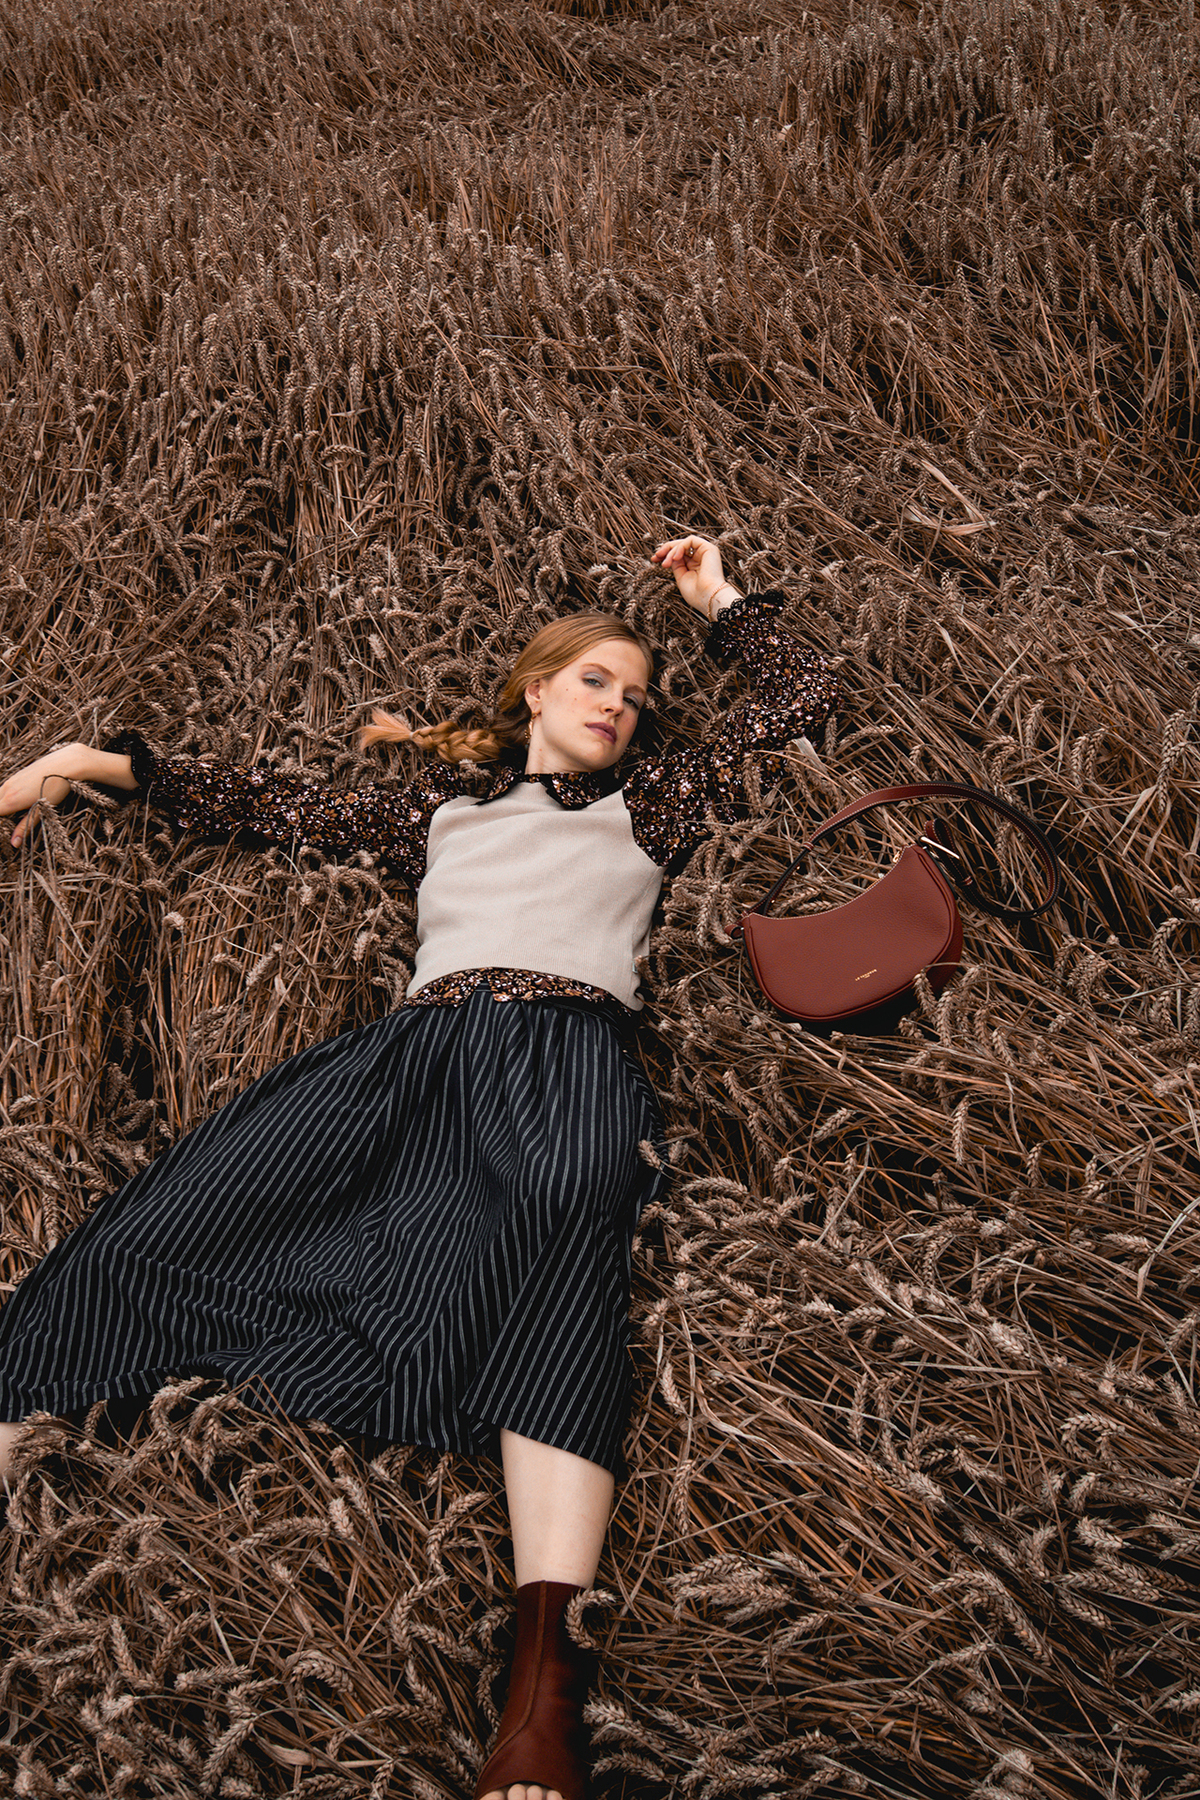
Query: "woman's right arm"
0 730 467 888
0 743 138 847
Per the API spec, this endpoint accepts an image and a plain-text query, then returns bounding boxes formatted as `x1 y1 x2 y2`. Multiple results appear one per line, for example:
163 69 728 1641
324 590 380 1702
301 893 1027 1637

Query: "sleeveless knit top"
411 784 661 1008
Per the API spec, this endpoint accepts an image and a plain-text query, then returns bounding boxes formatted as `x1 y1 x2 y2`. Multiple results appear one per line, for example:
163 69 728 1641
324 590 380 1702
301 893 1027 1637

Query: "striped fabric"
0 990 664 1475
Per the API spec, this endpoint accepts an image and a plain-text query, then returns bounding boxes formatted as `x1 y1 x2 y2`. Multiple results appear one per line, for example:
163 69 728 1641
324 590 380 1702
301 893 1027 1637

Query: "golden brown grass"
2 0 1200 1794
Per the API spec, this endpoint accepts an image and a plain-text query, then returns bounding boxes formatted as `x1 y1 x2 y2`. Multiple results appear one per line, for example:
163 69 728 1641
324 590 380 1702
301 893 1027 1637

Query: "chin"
580 733 621 767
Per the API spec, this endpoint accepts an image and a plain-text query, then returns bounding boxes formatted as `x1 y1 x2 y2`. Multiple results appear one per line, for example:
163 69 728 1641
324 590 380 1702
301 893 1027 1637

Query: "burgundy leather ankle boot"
473 1579 596 1800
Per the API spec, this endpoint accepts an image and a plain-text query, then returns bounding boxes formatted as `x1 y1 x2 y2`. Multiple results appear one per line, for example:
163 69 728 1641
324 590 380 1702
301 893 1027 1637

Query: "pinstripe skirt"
0 990 665 1474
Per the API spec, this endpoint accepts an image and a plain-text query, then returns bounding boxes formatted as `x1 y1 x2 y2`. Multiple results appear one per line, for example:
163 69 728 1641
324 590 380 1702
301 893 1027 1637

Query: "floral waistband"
401 968 630 1012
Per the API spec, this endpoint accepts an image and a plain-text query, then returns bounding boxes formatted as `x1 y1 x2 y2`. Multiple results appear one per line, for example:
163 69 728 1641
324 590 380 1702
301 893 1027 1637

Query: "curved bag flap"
740 845 963 1023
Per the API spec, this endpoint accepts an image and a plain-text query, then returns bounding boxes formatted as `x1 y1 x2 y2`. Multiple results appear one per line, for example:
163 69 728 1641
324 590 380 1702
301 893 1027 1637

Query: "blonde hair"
360 612 654 764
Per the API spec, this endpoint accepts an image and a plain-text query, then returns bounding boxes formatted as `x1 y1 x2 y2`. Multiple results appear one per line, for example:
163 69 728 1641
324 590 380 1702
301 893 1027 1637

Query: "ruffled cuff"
102 729 161 793
703 589 788 662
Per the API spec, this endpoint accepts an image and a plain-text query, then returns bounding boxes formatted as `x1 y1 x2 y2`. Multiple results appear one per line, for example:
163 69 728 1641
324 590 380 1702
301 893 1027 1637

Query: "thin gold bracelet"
705 582 739 622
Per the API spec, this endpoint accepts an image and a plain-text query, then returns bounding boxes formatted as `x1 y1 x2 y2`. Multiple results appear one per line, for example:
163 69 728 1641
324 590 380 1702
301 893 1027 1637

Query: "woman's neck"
523 751 597 777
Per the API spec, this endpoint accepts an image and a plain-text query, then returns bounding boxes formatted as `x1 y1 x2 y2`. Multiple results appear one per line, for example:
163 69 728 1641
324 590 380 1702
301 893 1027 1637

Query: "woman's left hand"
651 536 740 618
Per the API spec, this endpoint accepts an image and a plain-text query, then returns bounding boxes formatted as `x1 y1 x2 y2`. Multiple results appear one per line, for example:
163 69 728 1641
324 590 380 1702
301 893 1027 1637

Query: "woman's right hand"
0 749 76 847
0 744 137 847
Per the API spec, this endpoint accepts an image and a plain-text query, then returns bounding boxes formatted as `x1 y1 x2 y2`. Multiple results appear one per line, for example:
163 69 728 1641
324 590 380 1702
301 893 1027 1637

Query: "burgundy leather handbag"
732 783 1062 1030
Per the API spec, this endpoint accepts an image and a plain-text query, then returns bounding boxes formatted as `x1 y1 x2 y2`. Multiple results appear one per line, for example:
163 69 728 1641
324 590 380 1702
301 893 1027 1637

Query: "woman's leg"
501 1428 613 1588
477 1429 614 1800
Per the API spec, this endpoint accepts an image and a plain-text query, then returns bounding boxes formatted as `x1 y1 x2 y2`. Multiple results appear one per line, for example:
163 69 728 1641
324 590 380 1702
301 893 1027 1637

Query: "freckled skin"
524 639 650 776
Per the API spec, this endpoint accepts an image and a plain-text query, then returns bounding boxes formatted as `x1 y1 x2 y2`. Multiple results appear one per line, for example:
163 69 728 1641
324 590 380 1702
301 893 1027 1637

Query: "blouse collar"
476 752 623 810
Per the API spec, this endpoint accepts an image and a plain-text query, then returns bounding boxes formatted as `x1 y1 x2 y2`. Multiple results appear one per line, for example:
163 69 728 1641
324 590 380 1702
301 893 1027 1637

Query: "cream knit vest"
409 782 663 1010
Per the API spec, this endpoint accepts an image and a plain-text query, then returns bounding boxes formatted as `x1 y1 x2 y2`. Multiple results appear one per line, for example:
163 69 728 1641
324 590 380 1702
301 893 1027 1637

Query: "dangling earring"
525 711 537 745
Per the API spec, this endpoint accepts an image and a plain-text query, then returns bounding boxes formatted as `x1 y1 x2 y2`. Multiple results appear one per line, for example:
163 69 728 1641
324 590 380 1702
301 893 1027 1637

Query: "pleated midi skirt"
0 990 664 1475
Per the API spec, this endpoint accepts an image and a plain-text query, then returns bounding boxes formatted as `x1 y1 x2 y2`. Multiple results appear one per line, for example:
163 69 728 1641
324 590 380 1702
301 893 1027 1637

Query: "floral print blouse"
106 592 840 1012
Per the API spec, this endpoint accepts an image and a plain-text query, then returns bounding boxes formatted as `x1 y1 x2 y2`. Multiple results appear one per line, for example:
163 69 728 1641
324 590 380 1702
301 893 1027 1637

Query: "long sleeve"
622 590 840 868
103 730 469 890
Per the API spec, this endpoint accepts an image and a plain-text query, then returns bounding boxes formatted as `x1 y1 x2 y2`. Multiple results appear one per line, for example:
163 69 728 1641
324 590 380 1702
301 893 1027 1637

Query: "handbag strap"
746 782 1063 924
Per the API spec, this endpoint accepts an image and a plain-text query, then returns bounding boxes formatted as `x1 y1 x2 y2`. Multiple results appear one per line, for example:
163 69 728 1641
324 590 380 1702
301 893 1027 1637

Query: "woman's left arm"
627 537 841 867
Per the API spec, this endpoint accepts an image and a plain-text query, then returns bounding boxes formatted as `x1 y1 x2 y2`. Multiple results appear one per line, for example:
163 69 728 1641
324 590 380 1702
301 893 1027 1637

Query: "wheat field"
1 1 1199 1795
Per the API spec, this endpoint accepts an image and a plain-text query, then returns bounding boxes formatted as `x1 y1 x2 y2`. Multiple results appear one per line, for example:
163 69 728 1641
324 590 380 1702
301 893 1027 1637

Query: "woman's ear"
524 678 542 714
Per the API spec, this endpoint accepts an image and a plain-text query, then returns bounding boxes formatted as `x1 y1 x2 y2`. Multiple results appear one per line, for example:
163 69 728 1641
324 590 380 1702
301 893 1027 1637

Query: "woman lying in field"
0 534 838 1800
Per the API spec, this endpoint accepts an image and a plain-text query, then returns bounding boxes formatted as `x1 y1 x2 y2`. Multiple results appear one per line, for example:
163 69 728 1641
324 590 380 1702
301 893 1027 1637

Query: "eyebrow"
584 661 647 700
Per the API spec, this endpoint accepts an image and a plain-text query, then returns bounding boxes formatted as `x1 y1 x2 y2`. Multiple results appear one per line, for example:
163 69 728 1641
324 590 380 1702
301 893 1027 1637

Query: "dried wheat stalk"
1 1 1199 1794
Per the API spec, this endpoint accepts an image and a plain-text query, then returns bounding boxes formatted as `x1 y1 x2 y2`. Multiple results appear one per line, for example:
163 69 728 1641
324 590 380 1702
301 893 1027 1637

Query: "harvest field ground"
2 1 1200 1795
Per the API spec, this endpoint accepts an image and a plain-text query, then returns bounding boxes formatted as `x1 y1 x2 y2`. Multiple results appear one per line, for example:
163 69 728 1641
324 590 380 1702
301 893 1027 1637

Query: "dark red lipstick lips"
589 723 616 743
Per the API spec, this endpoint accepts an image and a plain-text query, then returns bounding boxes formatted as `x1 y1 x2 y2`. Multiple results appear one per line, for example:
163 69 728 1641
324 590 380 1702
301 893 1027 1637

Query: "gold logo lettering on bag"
854 968 878 982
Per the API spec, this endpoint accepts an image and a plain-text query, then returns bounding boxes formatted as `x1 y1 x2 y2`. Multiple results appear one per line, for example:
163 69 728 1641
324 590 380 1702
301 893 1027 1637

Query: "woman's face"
524 638 650 774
